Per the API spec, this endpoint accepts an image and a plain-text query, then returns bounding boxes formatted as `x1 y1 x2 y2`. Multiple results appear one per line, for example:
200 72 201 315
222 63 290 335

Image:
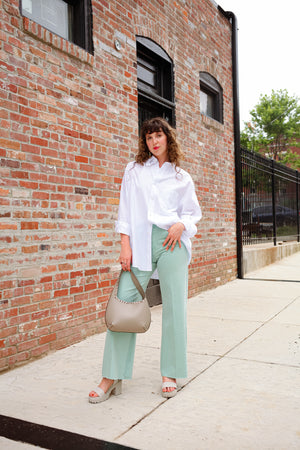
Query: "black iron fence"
241 148 300 245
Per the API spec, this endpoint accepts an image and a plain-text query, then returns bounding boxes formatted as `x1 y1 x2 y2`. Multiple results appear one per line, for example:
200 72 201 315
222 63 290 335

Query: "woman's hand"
119 234 132 271
163 222 185 251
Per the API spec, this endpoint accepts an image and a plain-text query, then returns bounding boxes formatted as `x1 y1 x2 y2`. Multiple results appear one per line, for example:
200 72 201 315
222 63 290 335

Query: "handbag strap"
124 269 146 299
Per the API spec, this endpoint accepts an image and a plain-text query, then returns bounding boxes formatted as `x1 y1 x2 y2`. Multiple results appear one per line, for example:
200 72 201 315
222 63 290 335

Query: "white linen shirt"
115 156 202 272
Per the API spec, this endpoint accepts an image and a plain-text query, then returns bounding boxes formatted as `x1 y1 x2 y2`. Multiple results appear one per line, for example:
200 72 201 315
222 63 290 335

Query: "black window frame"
20 0 94 54
200 72 223 123
136 36 175 128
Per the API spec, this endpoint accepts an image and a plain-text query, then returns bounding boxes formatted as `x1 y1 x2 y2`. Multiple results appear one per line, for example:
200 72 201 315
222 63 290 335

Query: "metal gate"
241 148 300 246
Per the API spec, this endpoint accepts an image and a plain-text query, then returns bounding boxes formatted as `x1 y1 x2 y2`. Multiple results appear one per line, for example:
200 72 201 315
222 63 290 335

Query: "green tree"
241 89 300 169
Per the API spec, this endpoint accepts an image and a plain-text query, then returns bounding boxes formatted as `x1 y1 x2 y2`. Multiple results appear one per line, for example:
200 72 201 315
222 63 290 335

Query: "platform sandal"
88 380 122 404
162 381 177 398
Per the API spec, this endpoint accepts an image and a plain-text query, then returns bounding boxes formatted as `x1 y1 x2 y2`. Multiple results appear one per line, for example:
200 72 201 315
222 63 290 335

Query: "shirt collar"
145 156 173 169
145 156 158 166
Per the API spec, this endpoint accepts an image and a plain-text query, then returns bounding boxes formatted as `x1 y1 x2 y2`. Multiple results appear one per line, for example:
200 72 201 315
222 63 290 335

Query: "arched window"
200 72 223 123
136 36 175 128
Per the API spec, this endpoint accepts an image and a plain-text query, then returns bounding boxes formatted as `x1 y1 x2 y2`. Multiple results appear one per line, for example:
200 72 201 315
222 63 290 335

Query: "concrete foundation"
242 241 300 276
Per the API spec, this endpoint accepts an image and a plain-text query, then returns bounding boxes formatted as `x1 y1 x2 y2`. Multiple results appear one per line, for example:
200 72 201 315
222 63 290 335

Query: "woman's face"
145 129 169 166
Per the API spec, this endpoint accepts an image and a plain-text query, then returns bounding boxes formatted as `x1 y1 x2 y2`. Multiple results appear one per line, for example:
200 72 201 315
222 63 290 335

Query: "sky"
217 0 300 128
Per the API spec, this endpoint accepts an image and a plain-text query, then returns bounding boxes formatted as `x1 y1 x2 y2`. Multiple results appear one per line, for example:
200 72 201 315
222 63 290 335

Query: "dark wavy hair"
136 117 184 167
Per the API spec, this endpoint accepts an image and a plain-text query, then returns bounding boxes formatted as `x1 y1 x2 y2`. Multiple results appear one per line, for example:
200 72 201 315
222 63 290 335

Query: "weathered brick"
0 0 236 371
39 333 56 345
21 222 39 230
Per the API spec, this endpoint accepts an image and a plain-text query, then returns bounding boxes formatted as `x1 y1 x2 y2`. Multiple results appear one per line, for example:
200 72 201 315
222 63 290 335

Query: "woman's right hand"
119 234 132 271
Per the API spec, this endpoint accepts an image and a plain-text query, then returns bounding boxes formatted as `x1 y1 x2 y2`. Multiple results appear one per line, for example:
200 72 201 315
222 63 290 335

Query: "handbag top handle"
123 269 146 299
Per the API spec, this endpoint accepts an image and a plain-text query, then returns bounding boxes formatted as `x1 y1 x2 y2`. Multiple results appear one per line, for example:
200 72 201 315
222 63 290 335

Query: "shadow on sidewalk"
0 414 136 450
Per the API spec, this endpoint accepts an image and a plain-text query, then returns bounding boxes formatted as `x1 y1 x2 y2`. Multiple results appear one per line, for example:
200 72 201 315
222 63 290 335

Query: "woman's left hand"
163 222 185 251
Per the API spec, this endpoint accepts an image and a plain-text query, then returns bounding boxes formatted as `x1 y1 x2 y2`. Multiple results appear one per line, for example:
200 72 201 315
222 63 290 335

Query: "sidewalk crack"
113 399 167 441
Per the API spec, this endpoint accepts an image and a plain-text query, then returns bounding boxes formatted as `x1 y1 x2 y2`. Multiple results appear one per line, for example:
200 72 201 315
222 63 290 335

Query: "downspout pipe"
218 6 243 278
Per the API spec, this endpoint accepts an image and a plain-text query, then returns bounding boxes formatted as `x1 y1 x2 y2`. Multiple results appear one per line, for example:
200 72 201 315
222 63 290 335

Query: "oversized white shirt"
115 156 202 272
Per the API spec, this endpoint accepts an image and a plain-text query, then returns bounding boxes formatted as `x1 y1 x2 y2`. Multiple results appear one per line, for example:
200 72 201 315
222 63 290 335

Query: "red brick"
68 302 82 312
0 138 21 150
0 326 18 339
70 286 83 295
0 346 17 358
30 137 48 147
22 245 39 254
4 308 18 319
19 106 39 118
19 321 39 333
21 222 38 230
39 333 56 345
11 296 32 307
31 310 50 320
85 283 97 291
31 344 50 358
17 339 39 352
54 289 69 298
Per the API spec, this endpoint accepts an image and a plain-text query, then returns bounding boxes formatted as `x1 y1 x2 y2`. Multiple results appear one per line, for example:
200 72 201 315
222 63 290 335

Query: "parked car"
252 205 298 226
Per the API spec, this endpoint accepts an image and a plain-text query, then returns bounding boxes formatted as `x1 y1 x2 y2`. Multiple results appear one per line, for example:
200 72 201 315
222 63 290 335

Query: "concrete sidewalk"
0 252 300 449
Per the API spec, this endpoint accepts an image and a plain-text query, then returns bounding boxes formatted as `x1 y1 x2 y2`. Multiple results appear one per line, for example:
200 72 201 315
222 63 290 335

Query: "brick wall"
0 0 237 371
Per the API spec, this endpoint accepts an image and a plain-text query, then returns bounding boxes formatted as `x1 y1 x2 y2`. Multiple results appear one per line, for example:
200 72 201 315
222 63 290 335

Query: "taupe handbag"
105 270 151 333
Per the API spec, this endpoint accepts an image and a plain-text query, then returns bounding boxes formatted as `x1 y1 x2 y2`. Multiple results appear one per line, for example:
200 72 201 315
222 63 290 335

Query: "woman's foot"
162 376 177 398
89 378 114 397
88 378 122 403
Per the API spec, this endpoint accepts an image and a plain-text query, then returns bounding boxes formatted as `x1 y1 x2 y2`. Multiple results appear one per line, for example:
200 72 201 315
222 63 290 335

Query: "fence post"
297 170 299 243
271 159 277 246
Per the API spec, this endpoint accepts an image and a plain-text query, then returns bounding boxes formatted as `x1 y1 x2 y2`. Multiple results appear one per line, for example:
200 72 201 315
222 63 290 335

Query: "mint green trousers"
102 225 189 380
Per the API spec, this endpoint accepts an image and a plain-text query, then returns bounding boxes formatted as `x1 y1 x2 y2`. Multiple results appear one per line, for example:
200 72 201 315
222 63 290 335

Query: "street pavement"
0 252 300 450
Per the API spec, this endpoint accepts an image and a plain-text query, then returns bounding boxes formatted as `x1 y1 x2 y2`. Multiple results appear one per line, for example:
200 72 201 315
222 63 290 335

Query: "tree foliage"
241 89 300 169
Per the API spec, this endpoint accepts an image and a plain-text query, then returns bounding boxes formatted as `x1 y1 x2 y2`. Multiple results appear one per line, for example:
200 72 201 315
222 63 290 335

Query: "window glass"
22 0 70 40
200 72 223 123
200 90 214 118
137 58 157 92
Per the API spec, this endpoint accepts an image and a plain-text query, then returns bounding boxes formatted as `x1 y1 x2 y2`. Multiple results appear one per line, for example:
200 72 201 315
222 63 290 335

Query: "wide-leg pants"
102 225 189 380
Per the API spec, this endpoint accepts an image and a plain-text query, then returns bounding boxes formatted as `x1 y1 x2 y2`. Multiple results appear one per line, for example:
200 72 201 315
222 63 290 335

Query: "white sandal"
88 380 122 403
162 381 177 398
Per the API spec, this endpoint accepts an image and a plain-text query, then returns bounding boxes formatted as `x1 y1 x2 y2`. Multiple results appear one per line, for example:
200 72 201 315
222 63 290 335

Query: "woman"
89 117 202 403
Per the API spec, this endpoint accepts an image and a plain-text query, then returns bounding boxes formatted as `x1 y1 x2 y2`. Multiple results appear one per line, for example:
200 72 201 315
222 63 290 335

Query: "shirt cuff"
179 217 197 238
115 220 131 235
